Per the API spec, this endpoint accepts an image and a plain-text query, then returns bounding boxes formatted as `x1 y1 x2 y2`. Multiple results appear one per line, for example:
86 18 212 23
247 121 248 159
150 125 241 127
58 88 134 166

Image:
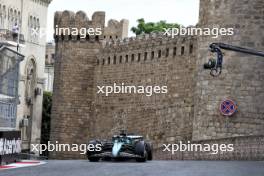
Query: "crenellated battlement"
103 33 196 49
54 11 129 42
98 33 197 66
54 10 105 28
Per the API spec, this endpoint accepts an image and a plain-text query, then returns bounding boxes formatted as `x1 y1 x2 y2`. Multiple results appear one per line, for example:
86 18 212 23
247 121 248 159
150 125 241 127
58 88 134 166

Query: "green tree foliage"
41 91 52 157
131 18 181 35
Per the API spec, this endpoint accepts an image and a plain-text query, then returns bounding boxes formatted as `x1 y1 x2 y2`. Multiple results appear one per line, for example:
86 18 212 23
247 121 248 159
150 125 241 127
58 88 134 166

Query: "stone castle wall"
50 10 197 159
50 11 104 159
155 135 264 160
93 34 197 150
50 0 264 159
193 0 264 141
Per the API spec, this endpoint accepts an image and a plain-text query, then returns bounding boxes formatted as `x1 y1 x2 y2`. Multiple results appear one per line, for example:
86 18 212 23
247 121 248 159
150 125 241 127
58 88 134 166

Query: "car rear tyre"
135 141 147 162
145 142 153 160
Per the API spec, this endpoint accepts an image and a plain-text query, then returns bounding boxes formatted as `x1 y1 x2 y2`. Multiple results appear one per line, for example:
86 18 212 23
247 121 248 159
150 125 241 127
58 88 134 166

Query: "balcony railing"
0 29 25 44
0 46 24 129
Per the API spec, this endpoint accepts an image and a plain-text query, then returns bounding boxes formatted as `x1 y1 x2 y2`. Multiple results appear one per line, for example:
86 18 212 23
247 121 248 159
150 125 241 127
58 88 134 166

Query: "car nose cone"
112 142 123 157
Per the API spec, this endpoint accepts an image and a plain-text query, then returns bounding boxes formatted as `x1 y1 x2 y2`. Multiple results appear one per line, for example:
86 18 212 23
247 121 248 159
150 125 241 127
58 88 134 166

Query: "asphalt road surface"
1 160 264 176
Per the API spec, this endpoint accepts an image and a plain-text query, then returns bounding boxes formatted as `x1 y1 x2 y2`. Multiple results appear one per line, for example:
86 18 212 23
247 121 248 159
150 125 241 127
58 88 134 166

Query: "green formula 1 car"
86 132 152 162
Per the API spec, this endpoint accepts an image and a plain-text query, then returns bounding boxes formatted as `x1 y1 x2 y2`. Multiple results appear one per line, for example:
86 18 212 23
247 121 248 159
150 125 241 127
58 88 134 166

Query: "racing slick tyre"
135 141 147 162
86 140 101 162
145 142 153 160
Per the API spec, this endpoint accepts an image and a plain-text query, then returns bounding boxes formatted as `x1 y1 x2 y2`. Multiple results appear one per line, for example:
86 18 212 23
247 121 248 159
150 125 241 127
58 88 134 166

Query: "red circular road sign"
219 99 237 116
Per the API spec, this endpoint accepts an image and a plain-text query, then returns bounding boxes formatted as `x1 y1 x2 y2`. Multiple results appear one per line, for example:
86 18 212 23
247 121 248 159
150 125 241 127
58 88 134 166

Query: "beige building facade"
0 0 51 152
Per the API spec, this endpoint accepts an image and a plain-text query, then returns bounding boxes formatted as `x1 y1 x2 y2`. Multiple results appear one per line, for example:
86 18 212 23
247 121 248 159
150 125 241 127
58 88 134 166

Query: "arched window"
189 44 193 54
131 54 135 62
3 5 6 18
18 11 21 24
165 48 169 57
113 56 116 64
9 8 13 20
29 16 33 27
125 55 128 63
14 10 17 23
173 47 177 56
181 46 185 55
108 57 111 64
33 17 36 29
9 8 13 29
151 51 154 59
158 50 161 58
0 5 2 26
37 18 40 28
144 52 148 61
25 59 37 101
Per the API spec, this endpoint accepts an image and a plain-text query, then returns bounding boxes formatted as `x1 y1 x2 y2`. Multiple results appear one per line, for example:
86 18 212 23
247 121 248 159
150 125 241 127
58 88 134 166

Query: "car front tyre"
87 140 101 162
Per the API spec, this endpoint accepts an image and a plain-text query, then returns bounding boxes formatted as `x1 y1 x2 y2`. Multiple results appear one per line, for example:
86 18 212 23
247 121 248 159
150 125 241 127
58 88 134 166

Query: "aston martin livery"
86 133 153 162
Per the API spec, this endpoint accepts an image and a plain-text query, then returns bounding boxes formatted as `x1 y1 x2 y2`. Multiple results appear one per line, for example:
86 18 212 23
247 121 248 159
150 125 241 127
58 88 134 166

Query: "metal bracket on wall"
204 43 264 77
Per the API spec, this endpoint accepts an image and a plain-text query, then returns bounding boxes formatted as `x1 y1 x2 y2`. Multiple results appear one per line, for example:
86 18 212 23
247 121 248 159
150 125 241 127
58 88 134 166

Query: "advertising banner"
0 131 21 165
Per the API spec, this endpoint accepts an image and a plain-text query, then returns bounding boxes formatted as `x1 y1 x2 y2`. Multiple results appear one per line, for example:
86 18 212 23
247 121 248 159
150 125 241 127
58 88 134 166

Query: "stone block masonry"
193 0 264 141
94 34 197 150
155 135 264 160
50 0 264 160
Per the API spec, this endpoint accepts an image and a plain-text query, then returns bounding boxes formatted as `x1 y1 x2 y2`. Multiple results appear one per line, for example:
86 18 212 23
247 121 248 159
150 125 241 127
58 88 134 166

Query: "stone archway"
22 58 37 150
